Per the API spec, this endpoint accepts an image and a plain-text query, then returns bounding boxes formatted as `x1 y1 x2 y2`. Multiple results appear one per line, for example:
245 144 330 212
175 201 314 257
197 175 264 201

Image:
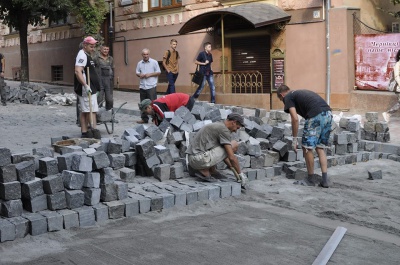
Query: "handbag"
192 65 204 85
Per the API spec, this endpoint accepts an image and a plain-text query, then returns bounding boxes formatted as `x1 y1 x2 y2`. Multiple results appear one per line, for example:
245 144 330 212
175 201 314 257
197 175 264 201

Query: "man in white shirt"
136 48 161 123
74 36 101 138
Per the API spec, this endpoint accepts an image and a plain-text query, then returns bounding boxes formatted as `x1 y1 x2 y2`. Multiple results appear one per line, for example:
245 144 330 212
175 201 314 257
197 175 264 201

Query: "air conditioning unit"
393 22 400 33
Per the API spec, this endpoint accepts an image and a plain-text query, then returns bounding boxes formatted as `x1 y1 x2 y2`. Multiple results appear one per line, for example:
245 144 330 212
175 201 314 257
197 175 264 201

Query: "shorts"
188 146 227 170
302 111 332 149
78 94 99 113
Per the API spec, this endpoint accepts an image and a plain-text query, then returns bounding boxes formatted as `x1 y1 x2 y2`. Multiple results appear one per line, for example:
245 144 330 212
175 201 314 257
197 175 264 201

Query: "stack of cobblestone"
0 105 399 242
3 82 74 105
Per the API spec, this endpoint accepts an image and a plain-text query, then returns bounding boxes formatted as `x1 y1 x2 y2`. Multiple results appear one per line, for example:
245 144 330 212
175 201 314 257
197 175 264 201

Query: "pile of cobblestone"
3 82 75 105
0 102 398 242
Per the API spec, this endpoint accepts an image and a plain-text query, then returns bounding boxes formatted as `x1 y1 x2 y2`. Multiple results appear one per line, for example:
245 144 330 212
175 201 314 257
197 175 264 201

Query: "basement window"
51 65 63 81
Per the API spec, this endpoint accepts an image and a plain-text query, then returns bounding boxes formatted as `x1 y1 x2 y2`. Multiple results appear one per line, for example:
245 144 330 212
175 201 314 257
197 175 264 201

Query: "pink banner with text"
355 34 399 90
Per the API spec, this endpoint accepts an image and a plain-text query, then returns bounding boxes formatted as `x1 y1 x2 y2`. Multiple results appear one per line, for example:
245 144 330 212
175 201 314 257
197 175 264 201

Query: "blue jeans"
166 72 178 94
193 74 216 103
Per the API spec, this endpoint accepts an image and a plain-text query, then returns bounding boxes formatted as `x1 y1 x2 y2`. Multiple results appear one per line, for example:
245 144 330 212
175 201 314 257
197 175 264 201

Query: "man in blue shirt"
192 42 216 103
136 48 161 123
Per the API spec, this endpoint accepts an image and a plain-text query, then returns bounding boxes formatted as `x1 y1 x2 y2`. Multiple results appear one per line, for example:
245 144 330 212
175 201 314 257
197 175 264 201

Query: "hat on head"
139 99 152 112
227 113 244 127
83 36 97 45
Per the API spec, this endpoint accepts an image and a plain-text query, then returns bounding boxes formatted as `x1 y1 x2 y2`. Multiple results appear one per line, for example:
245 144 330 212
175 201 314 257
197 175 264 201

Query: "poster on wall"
272 58 285 90
354 34 399 90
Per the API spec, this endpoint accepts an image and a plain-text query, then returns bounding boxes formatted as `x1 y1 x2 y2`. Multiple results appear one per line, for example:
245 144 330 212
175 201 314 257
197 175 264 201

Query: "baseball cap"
227 113 244 127
83 36 97 45
139 99 152 112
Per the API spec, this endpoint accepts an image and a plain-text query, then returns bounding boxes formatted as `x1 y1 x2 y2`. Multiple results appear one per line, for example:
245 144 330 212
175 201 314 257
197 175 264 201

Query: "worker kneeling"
186 113 249 188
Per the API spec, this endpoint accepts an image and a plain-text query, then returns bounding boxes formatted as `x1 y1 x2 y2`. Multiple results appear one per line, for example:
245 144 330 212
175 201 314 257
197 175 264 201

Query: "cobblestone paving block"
264 166 275 178
22 212 47 236
119 167 136 182
170 162 184 179
122 197 139 217
0 181 21 200
39 210 63 232
104 200 125 219
271 126 285 140
0 218 16 242
33 147 54 158
256 168 266 179
170 115 184 129
83 188 101 206
88 151 110 170
57 209 79 229
62 170 85 190
153 164 171 182
107 139 122 154
82 172 100 189
145 124 164 142
71 155 92 172
339 117 349 129
334 133 348 145
282 150 297 162
335 144 347 155
214 182 232 198
38 157 59 176
294 168 308 180
74 206 96 227
15 160 35 183
155 184 186 207
128 193 151 213
60 145 83 155
376 132 390 143
346 119 360 132
249 154 264 169
368 168 382 180
42 175 64 195
365 112 379 122
65 189 84 209
154 145 174 165
23 193 47 213
99 167 117 184
57 153 75 172
122 151 136 167
191 105 206 120
164 111 175 121
272 140 288 157
167 131 184 145
8 216 29 238
344 154 357 164
136 138 156 159
92 203 109 223
347 143 358 153
11 152 30 164
116 181 128 200
124 135 140 148
2 199 23 217
108 153 126 170
20 154 41 171
192 121 205 132
243 169 257 181
0 164 17 183
247 138 262 157
21 178 44 199
158 119 171 133
137 191 163 211
100 183 118 202
169 182 198 204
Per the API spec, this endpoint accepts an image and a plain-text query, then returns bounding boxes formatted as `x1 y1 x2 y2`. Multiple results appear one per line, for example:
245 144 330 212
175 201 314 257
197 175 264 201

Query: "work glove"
84 85 92 95
292 138 298 152
239 172 249 187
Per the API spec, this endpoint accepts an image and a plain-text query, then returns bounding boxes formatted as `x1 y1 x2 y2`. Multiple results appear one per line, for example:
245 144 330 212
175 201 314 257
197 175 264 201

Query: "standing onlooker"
277 85 333 188
94 44 114 111
383 49 400 123
192 42 216 103
0 52 6 106
74 36 101 138
162 39 179 95
136 48 161 124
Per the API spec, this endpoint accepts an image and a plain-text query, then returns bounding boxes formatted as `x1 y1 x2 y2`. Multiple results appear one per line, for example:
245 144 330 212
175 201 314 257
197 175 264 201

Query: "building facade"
1 0 399 111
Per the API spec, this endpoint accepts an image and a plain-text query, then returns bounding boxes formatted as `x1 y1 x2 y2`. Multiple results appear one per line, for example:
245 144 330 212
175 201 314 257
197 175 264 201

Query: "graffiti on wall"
355 34 399 91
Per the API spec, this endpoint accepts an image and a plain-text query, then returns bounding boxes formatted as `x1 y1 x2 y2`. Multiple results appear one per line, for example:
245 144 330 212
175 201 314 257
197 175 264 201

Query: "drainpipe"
108 1 114 56
325 0 331 104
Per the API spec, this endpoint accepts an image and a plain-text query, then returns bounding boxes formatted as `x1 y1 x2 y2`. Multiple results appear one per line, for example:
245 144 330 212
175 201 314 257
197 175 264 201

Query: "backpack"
165 50 179 65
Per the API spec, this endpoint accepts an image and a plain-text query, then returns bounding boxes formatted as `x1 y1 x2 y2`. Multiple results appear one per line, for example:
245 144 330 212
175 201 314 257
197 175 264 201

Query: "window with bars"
51 65 63 81
149 0 182 11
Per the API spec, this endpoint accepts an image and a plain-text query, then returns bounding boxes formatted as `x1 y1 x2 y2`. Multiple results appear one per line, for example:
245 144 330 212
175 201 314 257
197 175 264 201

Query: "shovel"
86 67 101 139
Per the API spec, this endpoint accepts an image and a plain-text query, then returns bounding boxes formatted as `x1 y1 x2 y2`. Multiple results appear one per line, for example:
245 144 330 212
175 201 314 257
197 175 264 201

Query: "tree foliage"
0 0 107 82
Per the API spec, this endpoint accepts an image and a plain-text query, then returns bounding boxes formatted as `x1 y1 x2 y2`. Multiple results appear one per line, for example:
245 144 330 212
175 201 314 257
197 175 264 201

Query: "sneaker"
382 112 390 123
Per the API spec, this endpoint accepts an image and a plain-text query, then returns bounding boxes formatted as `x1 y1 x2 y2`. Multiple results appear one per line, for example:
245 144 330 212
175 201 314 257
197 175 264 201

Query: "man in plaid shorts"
277 85 333 188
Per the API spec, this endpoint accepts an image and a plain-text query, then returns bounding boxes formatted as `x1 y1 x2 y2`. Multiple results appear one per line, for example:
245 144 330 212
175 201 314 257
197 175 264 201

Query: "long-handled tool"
86 67 101 139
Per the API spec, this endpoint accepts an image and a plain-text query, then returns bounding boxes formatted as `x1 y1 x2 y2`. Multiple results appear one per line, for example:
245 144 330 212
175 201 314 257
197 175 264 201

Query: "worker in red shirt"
139 93 195 125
